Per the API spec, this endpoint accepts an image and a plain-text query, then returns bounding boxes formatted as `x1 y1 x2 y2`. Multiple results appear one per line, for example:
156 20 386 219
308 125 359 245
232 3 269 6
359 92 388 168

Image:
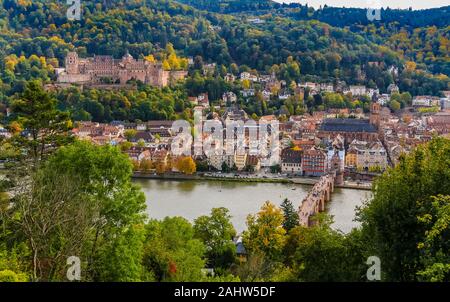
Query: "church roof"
320 119 377 133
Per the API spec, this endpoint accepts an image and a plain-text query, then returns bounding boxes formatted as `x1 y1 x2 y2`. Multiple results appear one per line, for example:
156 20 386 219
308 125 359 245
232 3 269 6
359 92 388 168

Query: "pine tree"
280 198 299 232
11 80 72 164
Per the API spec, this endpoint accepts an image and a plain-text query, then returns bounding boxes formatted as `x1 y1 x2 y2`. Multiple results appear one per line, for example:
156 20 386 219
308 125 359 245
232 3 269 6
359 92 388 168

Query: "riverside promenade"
132 172 372 190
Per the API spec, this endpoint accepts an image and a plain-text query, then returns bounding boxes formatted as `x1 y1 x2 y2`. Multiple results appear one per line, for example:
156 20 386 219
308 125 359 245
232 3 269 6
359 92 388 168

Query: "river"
133 179 372 234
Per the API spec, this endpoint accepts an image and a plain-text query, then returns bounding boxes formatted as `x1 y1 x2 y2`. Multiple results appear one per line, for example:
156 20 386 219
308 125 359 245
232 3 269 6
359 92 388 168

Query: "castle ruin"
57 51 187 87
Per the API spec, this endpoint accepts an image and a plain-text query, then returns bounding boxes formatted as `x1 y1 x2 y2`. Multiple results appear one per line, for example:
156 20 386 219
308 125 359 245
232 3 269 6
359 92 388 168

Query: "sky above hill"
273 0 450 10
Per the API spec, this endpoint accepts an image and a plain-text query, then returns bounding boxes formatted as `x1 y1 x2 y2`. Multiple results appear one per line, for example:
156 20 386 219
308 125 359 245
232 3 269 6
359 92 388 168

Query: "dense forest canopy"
178 0 449 28
0 2 447 75
176 0 279 13
179 1 450 77
0 0 447 124
279 4 450 28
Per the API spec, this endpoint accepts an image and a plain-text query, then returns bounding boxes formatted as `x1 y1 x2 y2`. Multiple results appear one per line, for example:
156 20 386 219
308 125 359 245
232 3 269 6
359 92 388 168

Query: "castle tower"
121 50 134 65
370 101 381 129
65 52 79 74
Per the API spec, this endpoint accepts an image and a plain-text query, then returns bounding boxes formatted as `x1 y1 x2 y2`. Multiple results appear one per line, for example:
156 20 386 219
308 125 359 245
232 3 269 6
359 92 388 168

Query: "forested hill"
176 1 449 28
176 0 279 13
274 5 450 29
303 6 450 28
175 1 449 77
288 5 450 77
0 0 447 97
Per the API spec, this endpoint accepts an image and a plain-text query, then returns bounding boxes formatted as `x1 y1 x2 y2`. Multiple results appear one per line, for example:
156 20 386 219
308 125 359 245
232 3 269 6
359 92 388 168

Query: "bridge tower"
330 153 344 185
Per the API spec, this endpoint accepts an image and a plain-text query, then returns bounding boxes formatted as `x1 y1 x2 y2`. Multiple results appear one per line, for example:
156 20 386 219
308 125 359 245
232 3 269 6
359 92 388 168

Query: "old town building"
347 140 388 171
281 148 303 175
302 147 328 177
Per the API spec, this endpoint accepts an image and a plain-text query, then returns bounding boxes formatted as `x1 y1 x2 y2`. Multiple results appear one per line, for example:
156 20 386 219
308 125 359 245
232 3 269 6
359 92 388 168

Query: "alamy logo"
366 256 381 281
66 256 81 281
170 108 280 166
367 0 382 21
67 0 81 21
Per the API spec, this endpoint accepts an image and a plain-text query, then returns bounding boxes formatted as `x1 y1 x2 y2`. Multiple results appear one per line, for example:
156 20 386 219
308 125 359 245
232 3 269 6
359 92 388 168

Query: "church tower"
370 101 381 129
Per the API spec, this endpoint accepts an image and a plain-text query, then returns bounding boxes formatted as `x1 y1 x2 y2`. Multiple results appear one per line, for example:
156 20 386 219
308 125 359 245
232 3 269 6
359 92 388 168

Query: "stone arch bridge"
298 174 335 227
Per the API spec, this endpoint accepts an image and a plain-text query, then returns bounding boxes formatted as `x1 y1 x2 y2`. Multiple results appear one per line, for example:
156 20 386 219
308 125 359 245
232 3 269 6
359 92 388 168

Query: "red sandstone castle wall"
59 52 187 87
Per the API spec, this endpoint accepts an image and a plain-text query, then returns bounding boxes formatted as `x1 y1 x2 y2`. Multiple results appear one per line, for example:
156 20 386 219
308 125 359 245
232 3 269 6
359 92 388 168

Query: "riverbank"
132 172 291 184
132 172 372 190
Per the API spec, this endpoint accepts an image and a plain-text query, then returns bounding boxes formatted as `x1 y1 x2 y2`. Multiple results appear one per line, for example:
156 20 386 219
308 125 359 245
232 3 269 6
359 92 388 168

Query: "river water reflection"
134 179 372 233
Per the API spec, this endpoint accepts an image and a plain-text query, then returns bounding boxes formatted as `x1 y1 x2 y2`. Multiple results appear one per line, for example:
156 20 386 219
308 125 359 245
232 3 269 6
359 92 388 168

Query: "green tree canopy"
359 137 450 281
144 217 206 282
194 208 237 270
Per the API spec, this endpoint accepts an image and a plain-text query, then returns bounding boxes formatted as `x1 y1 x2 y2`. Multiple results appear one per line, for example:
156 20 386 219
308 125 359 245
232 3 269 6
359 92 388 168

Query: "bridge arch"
298 174 336 226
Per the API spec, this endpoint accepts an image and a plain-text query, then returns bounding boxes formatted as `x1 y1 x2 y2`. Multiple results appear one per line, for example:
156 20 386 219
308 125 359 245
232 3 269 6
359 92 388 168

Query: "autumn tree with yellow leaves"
144 43 189 71
174 156 196 175
243 201 286 262
140 159 153 172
